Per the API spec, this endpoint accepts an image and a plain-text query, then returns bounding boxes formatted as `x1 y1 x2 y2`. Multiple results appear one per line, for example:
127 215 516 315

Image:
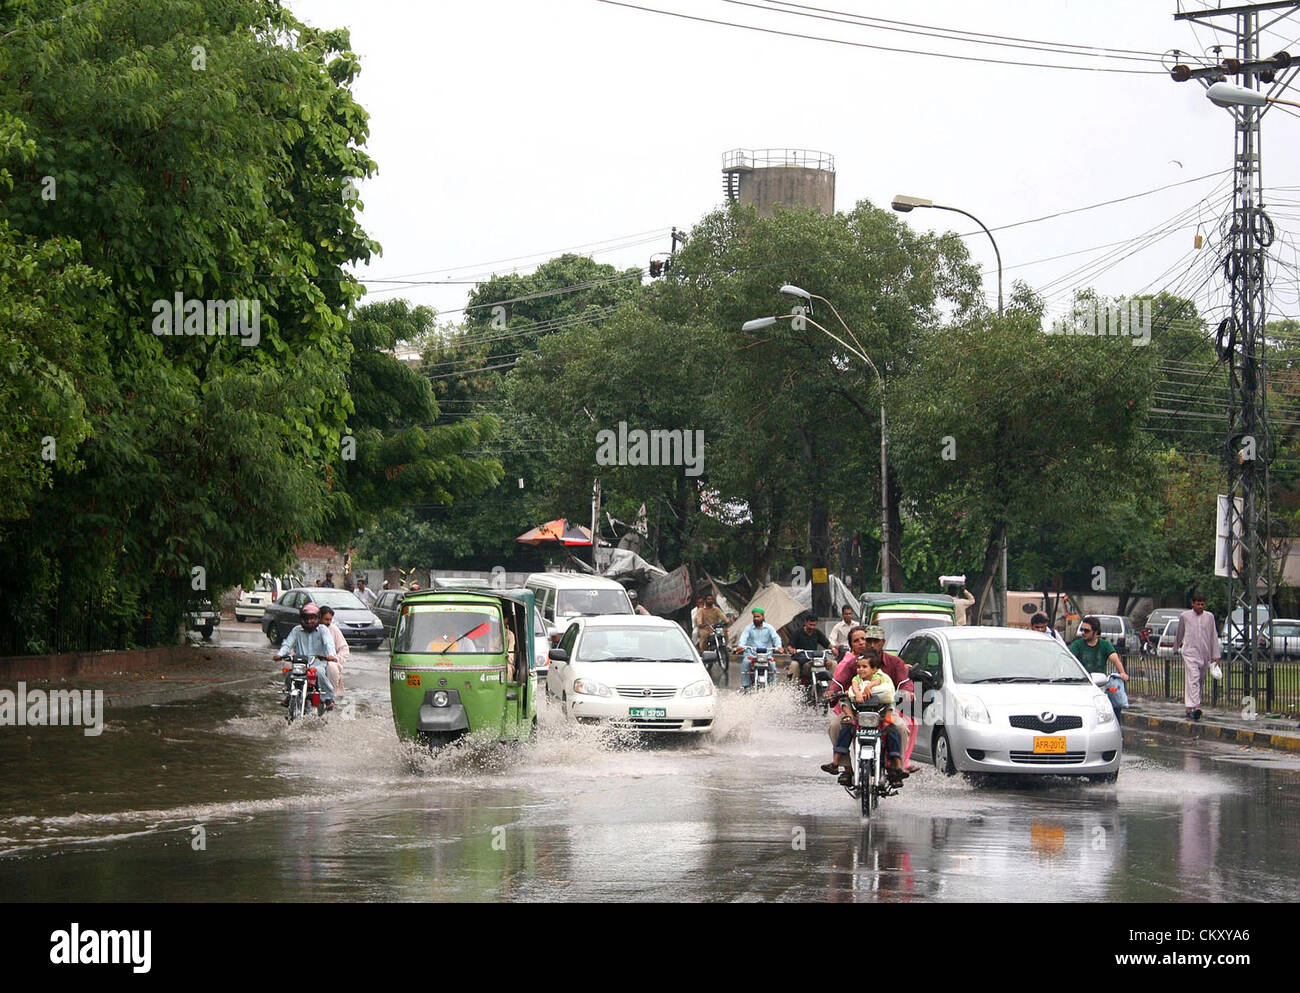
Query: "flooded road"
3 638 1299 902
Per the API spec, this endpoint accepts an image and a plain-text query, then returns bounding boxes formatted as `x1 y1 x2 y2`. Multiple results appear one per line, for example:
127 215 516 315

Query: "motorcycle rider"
693 594 731 652
273 603 338 709
826 626 916 771
737 607 782 689
318 604 351 696
785 613 830 683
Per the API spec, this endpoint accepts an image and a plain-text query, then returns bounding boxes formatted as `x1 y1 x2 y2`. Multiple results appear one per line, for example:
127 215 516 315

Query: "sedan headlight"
682 679 713 698
573 678 613 698
1094 695 1115 724
955 693 991 724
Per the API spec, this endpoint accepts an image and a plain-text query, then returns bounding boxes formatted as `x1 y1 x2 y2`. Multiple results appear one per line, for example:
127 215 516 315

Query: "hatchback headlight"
1094 695 1115 724
573 678 613 698
955 694 990 724
682 680 713 698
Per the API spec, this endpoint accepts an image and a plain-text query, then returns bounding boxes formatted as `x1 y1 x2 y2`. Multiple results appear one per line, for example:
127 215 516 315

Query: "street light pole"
892 195 1006 623
742 310 891 592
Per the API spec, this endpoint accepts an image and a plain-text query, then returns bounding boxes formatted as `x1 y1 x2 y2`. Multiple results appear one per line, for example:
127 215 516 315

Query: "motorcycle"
831 692 903 818
703 622 731 687
280 655 330 724
791 649 832 712
742 647 774 691
1138 628 1158 656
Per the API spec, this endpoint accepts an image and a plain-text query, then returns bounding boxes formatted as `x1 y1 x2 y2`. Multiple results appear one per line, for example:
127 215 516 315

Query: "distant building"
722 148 835 216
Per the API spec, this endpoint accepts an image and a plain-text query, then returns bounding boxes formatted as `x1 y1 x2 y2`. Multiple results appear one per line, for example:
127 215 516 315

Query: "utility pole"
1172 1 1300 702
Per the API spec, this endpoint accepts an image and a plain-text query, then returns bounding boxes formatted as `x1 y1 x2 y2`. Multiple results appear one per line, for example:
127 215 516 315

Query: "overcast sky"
287 0 1300 328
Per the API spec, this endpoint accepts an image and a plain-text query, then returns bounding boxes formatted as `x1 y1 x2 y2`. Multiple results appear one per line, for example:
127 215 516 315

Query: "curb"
1125 712 1300 753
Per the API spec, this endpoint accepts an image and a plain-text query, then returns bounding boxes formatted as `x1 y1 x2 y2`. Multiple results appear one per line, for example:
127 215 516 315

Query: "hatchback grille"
615 686 678 699
1009 750 1087 764
1009 714 1083 733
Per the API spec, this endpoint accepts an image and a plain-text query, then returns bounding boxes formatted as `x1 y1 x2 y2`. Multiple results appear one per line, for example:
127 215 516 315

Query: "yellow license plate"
405 674 421 687
1033 735 1067 754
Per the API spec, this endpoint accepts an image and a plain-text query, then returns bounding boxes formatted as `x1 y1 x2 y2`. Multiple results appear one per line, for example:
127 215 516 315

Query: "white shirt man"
355 581 377 607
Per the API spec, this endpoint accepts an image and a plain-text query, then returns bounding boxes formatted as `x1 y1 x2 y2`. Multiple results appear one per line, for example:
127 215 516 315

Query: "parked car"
1222 605 1271 653
188 599 221 640
901 626 1122 781
1157 618 1181 659
262 587 385 649
1259 618 1300 658
1143 608 1182 642
545 615 715 733
525 573 635 646
234 573 302 623
1093 614 1137 654
372 588 408 639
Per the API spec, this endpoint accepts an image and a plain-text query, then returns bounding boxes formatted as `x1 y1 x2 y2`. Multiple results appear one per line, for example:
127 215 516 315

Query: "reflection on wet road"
2 642 1299 902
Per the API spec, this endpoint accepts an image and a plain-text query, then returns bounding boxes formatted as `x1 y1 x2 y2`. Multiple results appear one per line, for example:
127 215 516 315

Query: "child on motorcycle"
822 655 906 787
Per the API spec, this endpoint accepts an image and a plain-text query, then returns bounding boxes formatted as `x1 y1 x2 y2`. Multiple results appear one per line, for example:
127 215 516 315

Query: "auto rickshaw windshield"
395 605 505 654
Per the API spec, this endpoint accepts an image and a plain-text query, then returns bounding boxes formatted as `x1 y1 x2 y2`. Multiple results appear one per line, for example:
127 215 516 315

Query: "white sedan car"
546 615 716 733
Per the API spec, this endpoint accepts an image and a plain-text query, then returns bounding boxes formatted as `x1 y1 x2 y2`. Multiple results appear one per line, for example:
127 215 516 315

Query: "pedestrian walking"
1174 593 1221 721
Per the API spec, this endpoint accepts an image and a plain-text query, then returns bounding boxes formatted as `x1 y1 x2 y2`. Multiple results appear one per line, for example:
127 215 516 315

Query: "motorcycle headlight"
955 694 991 724
573 678 613 698
432 690 449 708
858 709 881 728
1094 695 1115 724
682 679 713 698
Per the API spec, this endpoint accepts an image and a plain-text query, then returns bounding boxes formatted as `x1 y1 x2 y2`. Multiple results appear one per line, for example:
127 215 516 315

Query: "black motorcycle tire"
286 688 304 725
860 753 876 818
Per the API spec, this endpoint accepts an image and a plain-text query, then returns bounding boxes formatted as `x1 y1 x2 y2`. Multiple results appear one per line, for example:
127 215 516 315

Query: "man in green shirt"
1069 615 1130 717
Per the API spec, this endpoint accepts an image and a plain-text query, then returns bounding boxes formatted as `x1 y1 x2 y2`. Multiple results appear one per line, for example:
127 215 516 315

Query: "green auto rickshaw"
858 592 957 653
389 588 538 750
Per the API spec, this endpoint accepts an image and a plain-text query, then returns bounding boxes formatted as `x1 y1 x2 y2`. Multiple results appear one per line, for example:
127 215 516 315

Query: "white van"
525 573 635 646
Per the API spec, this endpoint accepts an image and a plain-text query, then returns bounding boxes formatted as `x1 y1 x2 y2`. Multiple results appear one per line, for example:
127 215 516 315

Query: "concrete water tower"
721 148 835 216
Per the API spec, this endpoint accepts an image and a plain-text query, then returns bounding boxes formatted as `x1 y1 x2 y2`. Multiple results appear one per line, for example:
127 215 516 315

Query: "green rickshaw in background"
858 592 957 654
389 588 539 751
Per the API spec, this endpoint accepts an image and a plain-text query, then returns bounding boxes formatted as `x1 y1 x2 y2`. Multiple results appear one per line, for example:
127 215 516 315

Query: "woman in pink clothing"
318 606 351 695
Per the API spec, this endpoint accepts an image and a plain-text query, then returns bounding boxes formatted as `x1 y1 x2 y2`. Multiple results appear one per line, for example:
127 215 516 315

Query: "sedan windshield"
313 590 366 610
577 626 696 662
558 589 632 616
950 638 1089 684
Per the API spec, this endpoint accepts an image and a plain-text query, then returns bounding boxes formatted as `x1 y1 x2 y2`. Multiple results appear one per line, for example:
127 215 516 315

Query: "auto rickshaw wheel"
419 731 457 753
529 716 538 742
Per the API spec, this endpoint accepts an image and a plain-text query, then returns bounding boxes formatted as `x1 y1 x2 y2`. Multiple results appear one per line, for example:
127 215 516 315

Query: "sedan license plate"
1033 735 1067 754
405 674 421 688
628 707 666 718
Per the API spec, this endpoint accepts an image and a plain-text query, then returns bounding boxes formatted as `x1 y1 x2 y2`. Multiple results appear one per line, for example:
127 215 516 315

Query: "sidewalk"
3 644 271 710
1125 697 1300 753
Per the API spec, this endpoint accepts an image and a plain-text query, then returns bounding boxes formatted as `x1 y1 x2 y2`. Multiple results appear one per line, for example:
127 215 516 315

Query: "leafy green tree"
0 0 379 650
893 285 1157 619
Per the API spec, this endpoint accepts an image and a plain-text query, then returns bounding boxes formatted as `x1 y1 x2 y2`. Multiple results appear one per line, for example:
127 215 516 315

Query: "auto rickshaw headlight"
682 679 713 698
432 690 449 707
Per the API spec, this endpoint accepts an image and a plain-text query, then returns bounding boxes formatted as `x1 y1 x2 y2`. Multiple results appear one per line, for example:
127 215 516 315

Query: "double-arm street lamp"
891 194 1006 624
742 289 893 592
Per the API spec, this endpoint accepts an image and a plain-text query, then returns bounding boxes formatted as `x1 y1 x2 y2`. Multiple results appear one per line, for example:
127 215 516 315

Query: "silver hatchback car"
901 627 1123 782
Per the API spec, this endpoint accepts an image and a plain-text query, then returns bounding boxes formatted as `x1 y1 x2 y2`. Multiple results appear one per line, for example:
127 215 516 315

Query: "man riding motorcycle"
785 613 830 683
272 603 339 709
737 607 783 689
825 625 917 772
